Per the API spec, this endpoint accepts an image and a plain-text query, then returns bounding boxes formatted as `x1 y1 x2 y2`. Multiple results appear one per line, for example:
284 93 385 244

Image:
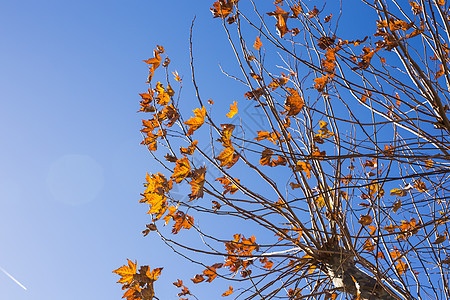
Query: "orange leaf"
216 146 236 167
210 0 237 18
396 260 408 275
259 257 274 270
113 259 137 285
253 36 262 50
226 101 238 118
191 274 205 283
216 176 240 194
180 140 198 155
222 285 234 296
284 88 304 116
259 148 274 166
171 156 191 183
358 214 373 226
313 75 330 92
296 161 312 179
436 64 445 79
184 106 206 136
172 71 182 82
172 211 193 234
267 6 289 37
189 167 206 200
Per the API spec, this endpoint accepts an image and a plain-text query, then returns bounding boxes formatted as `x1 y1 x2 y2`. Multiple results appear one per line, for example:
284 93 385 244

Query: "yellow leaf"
184 106 206 136
113 259 137 285
226 101 238 118
216 146 236 167
180 140 198 155
296 161 312 178
396 260 408 275
171 156 191 183
253 36 262 50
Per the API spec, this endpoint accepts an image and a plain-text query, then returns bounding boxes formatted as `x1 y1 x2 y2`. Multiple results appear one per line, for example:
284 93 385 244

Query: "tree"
113 1 450 299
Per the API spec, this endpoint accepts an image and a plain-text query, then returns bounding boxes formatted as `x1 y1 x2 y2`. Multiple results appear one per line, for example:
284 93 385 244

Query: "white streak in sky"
0 266 27 290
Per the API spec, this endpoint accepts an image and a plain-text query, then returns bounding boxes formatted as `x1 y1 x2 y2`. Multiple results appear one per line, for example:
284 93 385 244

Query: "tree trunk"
325 253 397 300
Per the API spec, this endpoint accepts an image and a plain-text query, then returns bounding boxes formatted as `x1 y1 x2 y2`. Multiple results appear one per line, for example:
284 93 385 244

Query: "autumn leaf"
313 75 330 92
171 156 191 183
210 0 237 18
259 257 274 270
396 260 408 275
226 101 238 118
307 6 319 19
144 45 165 82
172 211 193 234
284 88 304 116
189 167 206 200
363 239 375 252
435 64 445 79
432 234 447 244
259 148 274 166
180 140 198 155
172 71 182 82
113 259 137 285
184 106 206 136
253 36 262 50
216 146 236 167
267 5 289 37
216 176 239 194
222 285 234 296
390 188 407 197
191 274 205 283
358 214 373 226
296 161 312 179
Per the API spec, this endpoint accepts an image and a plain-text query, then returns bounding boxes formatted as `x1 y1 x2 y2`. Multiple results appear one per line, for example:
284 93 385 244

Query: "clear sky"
0 1 373 299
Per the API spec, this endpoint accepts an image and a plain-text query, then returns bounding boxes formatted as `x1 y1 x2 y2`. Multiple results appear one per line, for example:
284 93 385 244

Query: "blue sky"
0 1 376 299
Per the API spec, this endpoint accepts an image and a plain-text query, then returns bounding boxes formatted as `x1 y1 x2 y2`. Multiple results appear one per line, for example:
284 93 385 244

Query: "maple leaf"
396 260 408 275
358 214 373 226
222 285 234 296
313 75 330 92
267 6 289 37
363 239 375 252
171 156 191 183
253 36 262 50
216 176 239 194
216 146 236 167
259 257 274 270
211 0 237 18
296 161 312 178
142 173 172 215
189 167 206 200
191 274 205 283
180 140 198 155
226 101 238 118
184 106 206 136
284 88 304 116
259 148 274 166
172 211 193 234
113 259 137 285
144 45 165 82
308 6 319 19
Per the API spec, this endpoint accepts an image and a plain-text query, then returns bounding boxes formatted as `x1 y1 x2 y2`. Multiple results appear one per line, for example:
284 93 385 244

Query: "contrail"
0 266 27 290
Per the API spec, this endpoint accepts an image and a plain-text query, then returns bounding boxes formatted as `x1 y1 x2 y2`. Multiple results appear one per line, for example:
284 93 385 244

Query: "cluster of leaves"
113 260 162 300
